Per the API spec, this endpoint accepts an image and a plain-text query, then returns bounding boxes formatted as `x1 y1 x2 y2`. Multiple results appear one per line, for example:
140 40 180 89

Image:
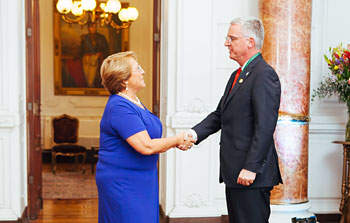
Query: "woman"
95 51 192 223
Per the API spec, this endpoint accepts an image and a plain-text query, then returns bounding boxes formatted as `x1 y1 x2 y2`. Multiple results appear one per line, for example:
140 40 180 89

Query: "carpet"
42 163 98 199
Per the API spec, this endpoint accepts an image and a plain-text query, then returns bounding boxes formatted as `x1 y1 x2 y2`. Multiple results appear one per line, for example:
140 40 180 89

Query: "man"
185 17 282 223
80 22 109 88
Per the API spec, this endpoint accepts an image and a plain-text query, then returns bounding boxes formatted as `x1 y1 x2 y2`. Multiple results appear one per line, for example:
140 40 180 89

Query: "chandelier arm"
78 19 89 26
61 12 87 24
90 10 96 23
110 20 131 30
104 14 112 24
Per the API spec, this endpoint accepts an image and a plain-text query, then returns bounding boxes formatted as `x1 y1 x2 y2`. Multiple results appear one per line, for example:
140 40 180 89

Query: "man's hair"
100 51 137 95
230 17 264 49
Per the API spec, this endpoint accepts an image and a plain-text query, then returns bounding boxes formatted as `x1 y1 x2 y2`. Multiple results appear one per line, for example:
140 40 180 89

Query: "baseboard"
0 207 29 223
168 216 224 223
159 208 228 223
161 213 340 223
162 216 226 223
315 213 341 222
160 205 168 223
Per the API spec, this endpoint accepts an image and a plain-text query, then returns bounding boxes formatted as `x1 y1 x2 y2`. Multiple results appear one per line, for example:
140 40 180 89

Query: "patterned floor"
42 163 98 199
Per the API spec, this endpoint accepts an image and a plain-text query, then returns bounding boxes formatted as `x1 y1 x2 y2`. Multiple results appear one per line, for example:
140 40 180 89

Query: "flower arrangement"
312 44 350 104
312 43 350 140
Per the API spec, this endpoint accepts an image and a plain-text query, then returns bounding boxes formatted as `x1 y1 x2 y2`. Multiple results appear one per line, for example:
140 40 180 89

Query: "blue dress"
95 94 162 223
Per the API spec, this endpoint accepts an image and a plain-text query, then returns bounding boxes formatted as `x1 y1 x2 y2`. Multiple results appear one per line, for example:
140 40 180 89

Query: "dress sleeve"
110 103 146 140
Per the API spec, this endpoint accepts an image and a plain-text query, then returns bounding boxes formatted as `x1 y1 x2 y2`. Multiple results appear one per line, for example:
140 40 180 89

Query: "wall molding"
0 115 19 128
68 97 107 108
0 207 28 223
309 198 341 214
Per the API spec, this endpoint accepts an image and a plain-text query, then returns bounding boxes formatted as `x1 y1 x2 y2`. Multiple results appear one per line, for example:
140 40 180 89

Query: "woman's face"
127 58 145 92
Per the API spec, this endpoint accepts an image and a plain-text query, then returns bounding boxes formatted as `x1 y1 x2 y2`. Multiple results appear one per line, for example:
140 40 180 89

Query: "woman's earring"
125 82 128 91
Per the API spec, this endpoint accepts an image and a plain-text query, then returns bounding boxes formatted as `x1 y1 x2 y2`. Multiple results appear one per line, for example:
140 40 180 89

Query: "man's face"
224 24 249 64
88 23 97 34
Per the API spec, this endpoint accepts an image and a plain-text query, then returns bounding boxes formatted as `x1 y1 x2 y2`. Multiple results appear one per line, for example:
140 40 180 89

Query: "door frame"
153 0 161 116
26 0 160 219
26 0 42 220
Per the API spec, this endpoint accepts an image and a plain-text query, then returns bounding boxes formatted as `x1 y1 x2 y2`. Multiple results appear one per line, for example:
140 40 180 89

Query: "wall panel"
0 0 26 220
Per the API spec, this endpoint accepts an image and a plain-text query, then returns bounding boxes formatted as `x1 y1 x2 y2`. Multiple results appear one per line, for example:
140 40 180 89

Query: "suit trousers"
225 186 273 223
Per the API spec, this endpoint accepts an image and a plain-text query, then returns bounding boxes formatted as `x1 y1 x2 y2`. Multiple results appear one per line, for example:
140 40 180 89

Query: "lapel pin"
246 72 250 76
239 79 243 84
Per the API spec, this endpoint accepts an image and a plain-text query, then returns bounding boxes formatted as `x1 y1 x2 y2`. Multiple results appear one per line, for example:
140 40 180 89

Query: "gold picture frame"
53 2 129 96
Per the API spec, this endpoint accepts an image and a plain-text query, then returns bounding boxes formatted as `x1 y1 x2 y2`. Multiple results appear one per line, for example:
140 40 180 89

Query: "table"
91 145 99 173
333 141 350 223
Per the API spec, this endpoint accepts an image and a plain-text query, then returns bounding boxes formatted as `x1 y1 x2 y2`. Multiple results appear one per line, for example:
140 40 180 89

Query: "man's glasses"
225 36 247 43
136 64 143 72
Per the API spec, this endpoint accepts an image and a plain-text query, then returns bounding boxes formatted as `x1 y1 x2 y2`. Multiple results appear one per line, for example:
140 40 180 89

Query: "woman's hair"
230 17 264 49
100 51 138 95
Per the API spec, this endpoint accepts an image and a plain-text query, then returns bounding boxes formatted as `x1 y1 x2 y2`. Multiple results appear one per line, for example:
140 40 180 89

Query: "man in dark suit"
79 22 109 88
185 17 282 223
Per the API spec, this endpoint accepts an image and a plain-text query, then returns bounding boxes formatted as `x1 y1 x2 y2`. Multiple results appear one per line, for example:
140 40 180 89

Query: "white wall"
309 0 350 213
0 0 27 221
159 0 347 217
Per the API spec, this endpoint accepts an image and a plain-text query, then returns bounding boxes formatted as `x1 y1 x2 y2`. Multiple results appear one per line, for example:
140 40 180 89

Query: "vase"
346 119 350 142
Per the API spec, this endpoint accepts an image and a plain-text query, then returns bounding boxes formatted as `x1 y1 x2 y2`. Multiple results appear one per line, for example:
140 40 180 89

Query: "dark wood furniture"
51 114 87 174
91 145 99 173
333 141 350 223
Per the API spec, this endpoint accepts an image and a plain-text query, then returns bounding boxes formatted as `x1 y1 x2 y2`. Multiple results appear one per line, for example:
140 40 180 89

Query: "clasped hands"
176 130 196 151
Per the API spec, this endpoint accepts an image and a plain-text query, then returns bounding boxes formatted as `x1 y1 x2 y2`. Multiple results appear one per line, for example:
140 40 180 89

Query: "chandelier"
56 0 139 30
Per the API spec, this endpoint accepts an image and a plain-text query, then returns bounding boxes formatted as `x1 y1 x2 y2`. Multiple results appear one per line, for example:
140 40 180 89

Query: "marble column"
259 0 313 221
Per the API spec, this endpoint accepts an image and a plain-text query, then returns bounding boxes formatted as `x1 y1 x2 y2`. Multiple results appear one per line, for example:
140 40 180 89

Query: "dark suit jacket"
193 54 283 188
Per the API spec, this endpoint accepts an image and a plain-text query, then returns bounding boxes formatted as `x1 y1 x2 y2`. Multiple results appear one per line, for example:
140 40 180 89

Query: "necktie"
229 67 242 94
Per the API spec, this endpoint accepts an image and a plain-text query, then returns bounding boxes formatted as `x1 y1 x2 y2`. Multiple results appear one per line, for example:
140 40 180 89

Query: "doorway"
27 0 161 219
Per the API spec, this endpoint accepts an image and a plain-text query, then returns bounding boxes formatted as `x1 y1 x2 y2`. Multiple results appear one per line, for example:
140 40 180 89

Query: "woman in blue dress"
95 51 193 223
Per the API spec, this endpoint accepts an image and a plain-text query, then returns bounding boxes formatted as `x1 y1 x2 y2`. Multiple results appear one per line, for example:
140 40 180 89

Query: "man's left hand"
237 169 256 186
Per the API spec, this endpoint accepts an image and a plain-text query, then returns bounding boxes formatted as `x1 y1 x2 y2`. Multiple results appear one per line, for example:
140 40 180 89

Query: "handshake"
176 129 197 151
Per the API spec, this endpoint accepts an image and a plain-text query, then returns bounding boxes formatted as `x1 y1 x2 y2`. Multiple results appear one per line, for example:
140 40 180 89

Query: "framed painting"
53 2 129 96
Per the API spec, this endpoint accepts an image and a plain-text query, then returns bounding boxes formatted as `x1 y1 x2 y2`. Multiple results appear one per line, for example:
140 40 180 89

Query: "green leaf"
324 55 331 65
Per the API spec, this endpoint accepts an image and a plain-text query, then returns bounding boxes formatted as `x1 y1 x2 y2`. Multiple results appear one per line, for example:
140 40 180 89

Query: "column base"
269 202 315 223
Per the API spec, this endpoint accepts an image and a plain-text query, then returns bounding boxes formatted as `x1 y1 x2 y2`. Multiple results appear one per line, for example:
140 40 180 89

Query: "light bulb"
71 1 83 16
118 8 128 22
100 3 106 11
105 0 121 14
127 7 139 21
56 0 73 14
81 0 96 11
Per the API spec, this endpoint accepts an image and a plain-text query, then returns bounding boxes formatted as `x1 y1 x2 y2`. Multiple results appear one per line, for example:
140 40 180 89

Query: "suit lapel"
221 71 237 110
222 55 263 111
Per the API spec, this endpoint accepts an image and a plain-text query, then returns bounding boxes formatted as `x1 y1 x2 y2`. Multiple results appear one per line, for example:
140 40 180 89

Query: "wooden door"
153 0 161 116
26 0 42 219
